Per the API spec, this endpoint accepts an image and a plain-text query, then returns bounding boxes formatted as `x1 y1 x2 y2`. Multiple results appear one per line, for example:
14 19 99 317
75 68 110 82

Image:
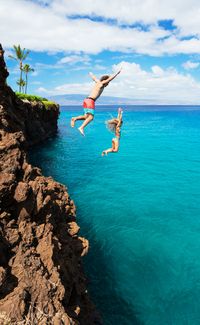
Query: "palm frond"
8 55 17 61
21 48 30 61
12 45 30 61
23 64 34 73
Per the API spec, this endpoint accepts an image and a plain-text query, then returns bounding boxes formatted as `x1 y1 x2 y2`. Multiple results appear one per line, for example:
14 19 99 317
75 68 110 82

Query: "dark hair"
100 75 110 82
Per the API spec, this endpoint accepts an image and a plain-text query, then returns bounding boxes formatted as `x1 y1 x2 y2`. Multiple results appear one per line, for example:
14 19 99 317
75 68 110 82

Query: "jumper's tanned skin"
102 107 123 156
71 68 122 136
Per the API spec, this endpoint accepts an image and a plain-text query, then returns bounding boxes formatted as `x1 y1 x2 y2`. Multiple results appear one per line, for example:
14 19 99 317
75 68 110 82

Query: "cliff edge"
0 45 100 324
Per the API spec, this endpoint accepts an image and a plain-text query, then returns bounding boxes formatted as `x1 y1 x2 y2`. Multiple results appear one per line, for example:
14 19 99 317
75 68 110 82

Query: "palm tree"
17 78 26 94
9 45 30 92
22 64 34 94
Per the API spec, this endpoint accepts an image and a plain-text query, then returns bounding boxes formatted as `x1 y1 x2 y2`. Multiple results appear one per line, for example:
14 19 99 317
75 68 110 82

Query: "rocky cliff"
0 45 100 324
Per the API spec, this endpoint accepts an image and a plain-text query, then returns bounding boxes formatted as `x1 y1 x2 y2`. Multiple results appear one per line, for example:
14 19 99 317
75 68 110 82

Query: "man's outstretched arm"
89 72 99 82
101 67 122 84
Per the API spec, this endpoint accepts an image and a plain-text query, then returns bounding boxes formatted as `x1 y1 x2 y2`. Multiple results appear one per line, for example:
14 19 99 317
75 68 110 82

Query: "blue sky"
1 0 200 104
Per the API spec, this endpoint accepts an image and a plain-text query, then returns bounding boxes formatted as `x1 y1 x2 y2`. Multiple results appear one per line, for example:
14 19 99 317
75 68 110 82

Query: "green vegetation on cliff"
16 92 57 110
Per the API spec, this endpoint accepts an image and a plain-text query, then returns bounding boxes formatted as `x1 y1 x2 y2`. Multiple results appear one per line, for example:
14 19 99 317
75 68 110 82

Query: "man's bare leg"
71 115 86 127
78 114 94 136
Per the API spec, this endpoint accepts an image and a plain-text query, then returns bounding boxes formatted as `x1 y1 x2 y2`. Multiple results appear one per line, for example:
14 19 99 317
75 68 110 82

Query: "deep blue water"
30 105 200 325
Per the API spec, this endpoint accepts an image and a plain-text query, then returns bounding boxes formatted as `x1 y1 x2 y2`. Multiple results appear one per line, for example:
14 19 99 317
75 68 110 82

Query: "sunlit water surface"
30 106 200 325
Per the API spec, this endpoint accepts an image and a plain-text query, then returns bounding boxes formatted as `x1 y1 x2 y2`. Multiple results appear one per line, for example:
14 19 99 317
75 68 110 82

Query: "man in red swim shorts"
70 68 122 136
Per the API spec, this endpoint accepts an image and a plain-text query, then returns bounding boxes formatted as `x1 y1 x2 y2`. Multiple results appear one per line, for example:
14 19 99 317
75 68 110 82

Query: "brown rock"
76 237 90 257
0 267 6 286
14 182 30 202
67 222 80 237
0 44 100 324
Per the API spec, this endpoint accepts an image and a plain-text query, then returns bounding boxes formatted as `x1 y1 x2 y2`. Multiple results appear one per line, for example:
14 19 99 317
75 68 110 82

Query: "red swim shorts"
83 97 95 109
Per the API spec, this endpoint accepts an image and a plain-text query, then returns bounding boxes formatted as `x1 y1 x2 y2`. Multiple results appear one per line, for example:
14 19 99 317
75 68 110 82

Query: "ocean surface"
30 105 200 325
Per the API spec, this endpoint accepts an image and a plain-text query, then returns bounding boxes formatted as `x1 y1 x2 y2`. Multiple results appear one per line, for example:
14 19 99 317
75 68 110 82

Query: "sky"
1 0 200 104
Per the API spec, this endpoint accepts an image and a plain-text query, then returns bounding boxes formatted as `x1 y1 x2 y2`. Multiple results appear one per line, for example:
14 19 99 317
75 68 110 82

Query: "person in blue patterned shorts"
71 68 122 136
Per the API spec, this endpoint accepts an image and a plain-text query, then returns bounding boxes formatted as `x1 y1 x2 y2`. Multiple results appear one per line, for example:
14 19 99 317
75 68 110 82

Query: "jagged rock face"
0 48 59 147
0 45 100 324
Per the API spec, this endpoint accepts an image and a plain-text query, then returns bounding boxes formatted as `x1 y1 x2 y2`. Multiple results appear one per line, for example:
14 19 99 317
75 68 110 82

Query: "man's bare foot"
102 151 107 156
71 118 75 127
78 127 85 136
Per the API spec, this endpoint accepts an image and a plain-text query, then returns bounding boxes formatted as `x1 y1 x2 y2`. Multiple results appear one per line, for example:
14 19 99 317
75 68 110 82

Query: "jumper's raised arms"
70 68 122 136
102 107 123 156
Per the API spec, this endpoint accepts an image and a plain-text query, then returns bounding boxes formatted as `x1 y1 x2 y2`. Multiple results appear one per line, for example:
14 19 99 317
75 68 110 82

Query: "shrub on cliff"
16 92 47 102
15 92 57 110
42 100 57 110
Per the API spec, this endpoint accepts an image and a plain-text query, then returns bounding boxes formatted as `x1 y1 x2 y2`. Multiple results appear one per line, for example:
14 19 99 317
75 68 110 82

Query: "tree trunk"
25 73 28 94
19 61 23 93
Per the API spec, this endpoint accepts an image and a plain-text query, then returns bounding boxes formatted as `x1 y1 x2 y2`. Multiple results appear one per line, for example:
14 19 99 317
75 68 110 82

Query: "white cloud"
1 0 200 56
151 66 165 76
37 82 91 95
182 60 200 70
93 64 107 70
51 0 200 38
37 61 200 104
58 54 91 65
69 64 106 71
34 62 60 70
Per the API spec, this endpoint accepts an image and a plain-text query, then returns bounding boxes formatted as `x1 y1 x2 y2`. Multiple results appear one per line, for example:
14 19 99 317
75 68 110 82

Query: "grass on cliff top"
15 92 57 109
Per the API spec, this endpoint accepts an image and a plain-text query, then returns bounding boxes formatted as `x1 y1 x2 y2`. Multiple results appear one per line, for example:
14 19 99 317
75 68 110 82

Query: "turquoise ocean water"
30 105 200 325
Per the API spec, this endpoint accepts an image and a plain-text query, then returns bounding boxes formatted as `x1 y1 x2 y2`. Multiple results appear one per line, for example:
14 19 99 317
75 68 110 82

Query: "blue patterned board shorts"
84 108 95 116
